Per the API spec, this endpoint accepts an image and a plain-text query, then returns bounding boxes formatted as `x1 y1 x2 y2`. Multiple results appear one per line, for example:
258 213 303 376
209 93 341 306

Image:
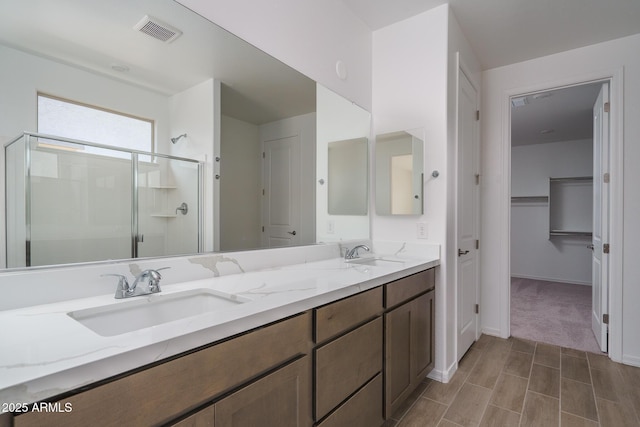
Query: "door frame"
501 69 624 361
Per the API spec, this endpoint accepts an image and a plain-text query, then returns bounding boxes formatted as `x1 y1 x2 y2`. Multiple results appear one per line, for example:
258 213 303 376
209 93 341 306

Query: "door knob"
458 249 469 256
287 230 297 236
587 244 595 250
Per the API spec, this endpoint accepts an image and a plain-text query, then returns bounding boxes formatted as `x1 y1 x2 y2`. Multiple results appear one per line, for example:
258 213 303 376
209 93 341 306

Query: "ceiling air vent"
134 15 182 43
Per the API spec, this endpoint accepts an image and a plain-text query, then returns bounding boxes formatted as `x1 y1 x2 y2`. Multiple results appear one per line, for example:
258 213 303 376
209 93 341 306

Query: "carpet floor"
510 277 602 354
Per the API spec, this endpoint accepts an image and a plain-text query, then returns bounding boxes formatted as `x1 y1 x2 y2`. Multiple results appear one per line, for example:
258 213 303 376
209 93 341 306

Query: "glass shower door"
28 136 132 267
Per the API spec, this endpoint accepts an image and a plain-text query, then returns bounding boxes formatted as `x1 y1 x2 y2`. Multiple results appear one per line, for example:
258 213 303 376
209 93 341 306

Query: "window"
37 94 154 155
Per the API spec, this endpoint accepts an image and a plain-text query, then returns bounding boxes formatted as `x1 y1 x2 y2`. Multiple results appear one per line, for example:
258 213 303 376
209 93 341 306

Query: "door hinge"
603 313 609 324
475 239 479 250
262 151 265 159
262 188 265 196
603 172 610 183
603 243 610 254
475 304 479 314
476 110 480 121
475 174 480 185
262 226 264 232
604 102 610 113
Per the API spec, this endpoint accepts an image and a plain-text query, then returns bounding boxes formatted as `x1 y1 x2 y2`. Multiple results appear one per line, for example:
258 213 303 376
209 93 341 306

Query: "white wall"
481 33 640 365
168 79 215 252
176 0 372 111
511 139 593 284
372 4 481 380
316 85 370 243
220 115 261 251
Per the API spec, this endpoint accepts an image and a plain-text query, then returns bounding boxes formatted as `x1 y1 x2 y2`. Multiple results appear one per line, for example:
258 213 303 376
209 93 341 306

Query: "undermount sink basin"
68 289 250 337
346 257 404 266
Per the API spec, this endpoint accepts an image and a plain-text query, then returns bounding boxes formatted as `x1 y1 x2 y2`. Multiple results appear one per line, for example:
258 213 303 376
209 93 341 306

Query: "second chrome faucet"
102 267 169 299
345 244 370 260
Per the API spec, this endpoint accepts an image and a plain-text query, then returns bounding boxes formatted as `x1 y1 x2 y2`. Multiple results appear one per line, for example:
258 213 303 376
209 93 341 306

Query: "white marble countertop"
0 246 439 407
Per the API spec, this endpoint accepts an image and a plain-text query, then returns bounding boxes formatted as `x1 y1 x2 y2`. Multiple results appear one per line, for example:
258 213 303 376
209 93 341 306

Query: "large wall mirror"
0 0 370 268
375 129 424 215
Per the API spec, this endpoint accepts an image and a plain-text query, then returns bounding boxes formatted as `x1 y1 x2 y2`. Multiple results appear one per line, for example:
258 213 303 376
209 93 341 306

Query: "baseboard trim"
481 326 503 337
622 354 640 368
427 360 457 383
511 274 591 286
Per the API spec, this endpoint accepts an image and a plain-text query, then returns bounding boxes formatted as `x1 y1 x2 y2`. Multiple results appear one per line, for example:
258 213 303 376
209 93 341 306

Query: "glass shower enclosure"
5 133 203 268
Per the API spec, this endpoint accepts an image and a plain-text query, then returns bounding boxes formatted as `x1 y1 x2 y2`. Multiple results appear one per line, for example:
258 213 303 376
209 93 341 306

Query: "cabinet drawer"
315 317 383 420
385 268 434 308
315 287 382 343
317 374 383 427
215 356 312 427
16 312 312 427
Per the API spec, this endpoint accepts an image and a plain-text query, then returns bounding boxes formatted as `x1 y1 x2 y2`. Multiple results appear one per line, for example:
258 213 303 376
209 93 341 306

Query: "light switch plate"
327 220 335 234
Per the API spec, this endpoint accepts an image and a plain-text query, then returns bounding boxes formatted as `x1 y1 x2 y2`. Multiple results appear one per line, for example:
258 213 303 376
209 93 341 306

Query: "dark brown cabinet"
11 267 436 427
15 312 312 427
215 356 312 427
173 356 312 427
314 287 384 426
384 270 435 418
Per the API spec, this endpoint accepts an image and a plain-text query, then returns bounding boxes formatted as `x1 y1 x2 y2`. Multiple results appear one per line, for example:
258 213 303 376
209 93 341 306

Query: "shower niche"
5 133 203 268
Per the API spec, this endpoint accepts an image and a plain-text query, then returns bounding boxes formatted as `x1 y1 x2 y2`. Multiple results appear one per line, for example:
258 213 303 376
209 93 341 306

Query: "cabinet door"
384 290 435 418
412 291 435 381
385 301 412 417
215 356 311 427
172 405 215 427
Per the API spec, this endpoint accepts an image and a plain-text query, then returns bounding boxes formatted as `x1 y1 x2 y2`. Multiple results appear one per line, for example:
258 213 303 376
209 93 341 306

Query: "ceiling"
2 1 639 140
0 0 316 125
510 83 603 147
343 0 640 146
343 0 640 70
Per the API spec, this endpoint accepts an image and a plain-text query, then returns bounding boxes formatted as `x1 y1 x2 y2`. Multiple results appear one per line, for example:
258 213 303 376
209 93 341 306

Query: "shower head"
171 133 187 144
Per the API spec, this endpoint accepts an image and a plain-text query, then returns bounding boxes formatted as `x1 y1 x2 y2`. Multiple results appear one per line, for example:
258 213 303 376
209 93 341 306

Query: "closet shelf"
511 196 548 204
549 230 592 237
549 176 593 182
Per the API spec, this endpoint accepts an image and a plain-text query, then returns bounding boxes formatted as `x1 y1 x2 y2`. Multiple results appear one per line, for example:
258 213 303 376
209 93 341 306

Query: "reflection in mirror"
0 0 370 268
218 79 316 252
328 138 368 215
316 86 371 242
375 130 424 215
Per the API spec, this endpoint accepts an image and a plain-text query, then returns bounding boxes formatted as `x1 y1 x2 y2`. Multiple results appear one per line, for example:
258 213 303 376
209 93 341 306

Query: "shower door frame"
6 132 203 267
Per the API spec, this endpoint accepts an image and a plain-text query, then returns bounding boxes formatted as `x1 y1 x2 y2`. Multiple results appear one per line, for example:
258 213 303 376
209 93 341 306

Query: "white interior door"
457 69 480 361
262 135 301 248
592 82 610 352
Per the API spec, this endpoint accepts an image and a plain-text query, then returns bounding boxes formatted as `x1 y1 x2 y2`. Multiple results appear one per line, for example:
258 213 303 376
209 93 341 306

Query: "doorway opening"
509 80 609 354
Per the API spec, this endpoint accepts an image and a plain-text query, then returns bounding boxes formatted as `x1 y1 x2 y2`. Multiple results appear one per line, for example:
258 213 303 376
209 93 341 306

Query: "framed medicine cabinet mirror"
375 129 424 215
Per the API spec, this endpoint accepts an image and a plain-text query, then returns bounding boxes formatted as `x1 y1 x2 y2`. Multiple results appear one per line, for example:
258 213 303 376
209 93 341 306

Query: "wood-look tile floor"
384 335 640 427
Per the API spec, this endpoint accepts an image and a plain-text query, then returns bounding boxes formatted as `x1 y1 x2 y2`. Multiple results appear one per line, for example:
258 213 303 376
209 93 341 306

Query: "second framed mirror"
375 129 424 215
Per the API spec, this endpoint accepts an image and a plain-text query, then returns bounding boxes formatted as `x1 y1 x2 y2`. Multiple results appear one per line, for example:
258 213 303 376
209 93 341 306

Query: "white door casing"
457 68 481 361
592 82 610 353
262 135 301 248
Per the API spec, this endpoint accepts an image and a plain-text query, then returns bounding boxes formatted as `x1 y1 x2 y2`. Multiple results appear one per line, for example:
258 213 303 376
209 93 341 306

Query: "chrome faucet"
102 267 169 299
345 244 370 260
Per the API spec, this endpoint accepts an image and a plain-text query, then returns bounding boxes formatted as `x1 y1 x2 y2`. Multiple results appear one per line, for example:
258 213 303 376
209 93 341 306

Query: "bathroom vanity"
0 243 438 426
